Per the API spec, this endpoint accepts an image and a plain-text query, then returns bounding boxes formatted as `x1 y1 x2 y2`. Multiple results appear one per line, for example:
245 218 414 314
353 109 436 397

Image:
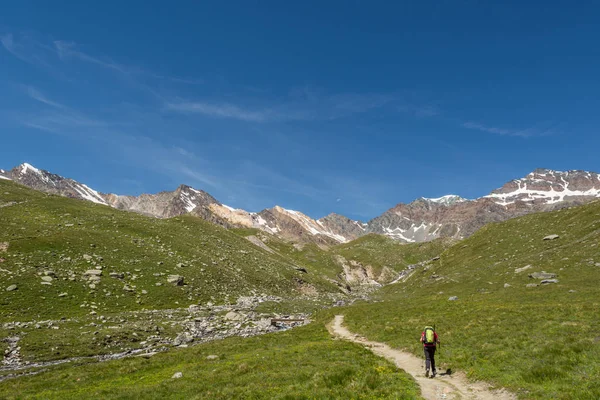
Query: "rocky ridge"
4 163 600 244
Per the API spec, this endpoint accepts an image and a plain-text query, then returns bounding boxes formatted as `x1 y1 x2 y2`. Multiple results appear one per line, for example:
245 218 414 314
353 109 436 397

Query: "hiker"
420 326 440 377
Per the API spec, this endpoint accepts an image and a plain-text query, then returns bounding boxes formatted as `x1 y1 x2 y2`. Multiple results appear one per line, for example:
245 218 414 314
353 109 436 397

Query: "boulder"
206 355 219 360
225 311 244 321
448 296 458 301
84 269 103 277
543 234 560 241
526 283 538 288
529 272 557 280
541 279 559 284
41 276 53 282
171 372 183 379
6 284 17 292
514 265 532 274
504 283 511 288
173 332 194 346
109 272 124 279
167 275 184 286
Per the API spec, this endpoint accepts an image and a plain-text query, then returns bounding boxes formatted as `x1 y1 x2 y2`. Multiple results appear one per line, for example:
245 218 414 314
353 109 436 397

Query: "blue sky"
1 1 598 220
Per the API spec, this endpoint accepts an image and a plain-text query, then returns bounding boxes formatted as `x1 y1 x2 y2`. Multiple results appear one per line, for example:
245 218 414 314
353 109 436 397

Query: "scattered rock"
83 254 93 261
504 283 511 288
541 279 559 284
173 332 194 346
58 293 68 297
123 285 135 292
171 372 183 379
41 281 52 286
84 269 103 277
543 234 560 241
6 284 17 292
526 283 539 288
569 290 577 293
176 263 186 268
188 305 200 313
167 275 184 286
41 276 53 282
448 296 458 301
225 311 244 321
529 272 557 280
295 267 308 274
515 265 532 274
109 272 124 279
206 355 219 360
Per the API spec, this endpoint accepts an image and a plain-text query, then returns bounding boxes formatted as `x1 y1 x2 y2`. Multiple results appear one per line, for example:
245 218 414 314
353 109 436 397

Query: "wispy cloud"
16 86 106 133
24 85 66 109
167 91 393 123
462 121 555 138
166 102 270 122
1 32 202 87
53 40 131 74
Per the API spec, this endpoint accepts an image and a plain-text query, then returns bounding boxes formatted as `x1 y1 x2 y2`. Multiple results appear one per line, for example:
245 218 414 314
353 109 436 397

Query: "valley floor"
329 315 516 400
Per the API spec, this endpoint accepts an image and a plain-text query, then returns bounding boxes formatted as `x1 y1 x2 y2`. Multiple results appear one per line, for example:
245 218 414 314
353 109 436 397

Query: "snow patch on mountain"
272 206 350 242
179 191 198 212
422 194 468 205
485 170 600 206
71 183 108 205
0 169 10 180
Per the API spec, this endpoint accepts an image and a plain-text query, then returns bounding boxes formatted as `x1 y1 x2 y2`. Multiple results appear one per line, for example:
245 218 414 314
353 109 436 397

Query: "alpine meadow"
2 2 600 399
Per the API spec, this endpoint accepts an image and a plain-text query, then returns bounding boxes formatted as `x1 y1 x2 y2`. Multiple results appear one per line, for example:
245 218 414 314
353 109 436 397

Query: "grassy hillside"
335 234 452 274
0 179 347 321
0 313 421 399
0 179 350 364
343 200 600 399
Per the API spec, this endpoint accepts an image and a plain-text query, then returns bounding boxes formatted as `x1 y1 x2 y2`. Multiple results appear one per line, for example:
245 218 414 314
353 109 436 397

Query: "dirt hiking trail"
328 315 516 400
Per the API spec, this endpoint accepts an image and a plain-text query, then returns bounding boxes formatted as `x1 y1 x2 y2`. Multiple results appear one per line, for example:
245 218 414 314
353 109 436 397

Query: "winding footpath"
328 315 516 400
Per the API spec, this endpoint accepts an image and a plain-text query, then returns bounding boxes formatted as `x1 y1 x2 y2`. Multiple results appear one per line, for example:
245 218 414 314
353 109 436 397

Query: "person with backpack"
420 326 440 377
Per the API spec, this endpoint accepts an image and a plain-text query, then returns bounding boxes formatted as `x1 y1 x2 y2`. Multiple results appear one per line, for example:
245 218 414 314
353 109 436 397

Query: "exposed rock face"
318 213 367 242
485 169 600 205
6 163 107 205
105 184 219 219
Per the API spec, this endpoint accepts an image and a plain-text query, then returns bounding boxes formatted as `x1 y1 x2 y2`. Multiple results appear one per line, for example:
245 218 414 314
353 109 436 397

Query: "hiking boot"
425 369 429 377
431 370 437 378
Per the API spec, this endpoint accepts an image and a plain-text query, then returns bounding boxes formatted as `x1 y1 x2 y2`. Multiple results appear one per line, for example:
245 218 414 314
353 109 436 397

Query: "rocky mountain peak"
485 169 600 206
420 194 469 206
8 162 107 205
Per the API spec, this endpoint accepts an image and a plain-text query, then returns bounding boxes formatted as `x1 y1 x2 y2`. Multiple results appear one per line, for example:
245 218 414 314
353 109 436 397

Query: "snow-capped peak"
421 194 468 205
485 169 600 206
19 162 42 175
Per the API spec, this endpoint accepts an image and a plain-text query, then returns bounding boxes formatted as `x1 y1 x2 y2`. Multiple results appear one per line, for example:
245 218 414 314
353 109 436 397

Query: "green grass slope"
343 200 600 399
0 179 343 323
0 315 421 400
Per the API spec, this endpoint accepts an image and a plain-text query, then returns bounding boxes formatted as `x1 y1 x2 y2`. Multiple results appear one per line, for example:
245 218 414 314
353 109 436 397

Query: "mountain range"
2 163 599 244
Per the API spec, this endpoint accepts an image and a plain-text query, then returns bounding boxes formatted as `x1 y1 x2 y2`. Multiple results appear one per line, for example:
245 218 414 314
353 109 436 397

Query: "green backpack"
424 326 435 344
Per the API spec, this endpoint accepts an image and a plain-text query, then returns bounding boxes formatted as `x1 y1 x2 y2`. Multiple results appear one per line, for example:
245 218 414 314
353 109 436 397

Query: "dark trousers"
424 346 436 371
